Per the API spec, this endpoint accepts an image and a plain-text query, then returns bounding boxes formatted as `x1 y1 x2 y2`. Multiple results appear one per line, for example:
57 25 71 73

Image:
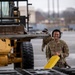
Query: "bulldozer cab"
0 0 27 26
0 1 18 24
0 0 28 34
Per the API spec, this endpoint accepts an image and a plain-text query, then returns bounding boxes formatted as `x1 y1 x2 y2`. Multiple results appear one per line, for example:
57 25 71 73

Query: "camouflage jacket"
46 40 69 67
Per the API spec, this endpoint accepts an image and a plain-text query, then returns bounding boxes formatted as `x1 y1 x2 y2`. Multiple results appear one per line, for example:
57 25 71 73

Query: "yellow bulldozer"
0 0 48 69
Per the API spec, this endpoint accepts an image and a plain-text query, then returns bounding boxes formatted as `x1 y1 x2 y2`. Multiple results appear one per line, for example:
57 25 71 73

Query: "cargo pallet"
0 68 68 75
54 67 75 75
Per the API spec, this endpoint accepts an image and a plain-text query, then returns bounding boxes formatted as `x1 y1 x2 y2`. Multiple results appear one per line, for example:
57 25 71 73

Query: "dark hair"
52 29 62 38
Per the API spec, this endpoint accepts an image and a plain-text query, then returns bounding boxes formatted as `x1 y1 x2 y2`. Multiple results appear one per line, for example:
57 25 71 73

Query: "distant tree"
35 10 48 23
62 8 75 24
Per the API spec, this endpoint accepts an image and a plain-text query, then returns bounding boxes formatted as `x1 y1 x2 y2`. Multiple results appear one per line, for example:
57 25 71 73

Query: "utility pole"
57 0 59 18
57 0 59 25
48 0 50 24
53 0 54 18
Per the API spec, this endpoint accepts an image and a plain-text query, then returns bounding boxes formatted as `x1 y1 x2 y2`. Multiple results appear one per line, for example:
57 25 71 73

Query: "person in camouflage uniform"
42 28 53 51
46 29 69 68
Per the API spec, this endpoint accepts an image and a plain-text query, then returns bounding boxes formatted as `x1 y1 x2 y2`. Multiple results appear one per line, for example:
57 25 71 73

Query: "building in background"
19 6 36 24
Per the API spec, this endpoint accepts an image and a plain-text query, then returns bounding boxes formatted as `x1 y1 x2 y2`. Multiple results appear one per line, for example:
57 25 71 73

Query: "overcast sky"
20 0 75 12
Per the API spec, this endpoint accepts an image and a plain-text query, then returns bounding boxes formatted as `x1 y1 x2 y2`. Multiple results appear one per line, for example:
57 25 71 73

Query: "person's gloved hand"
55 52 60 56
42 48 44 52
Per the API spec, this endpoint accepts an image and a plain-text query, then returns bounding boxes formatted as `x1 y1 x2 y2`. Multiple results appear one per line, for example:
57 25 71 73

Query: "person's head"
52 29 62 40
